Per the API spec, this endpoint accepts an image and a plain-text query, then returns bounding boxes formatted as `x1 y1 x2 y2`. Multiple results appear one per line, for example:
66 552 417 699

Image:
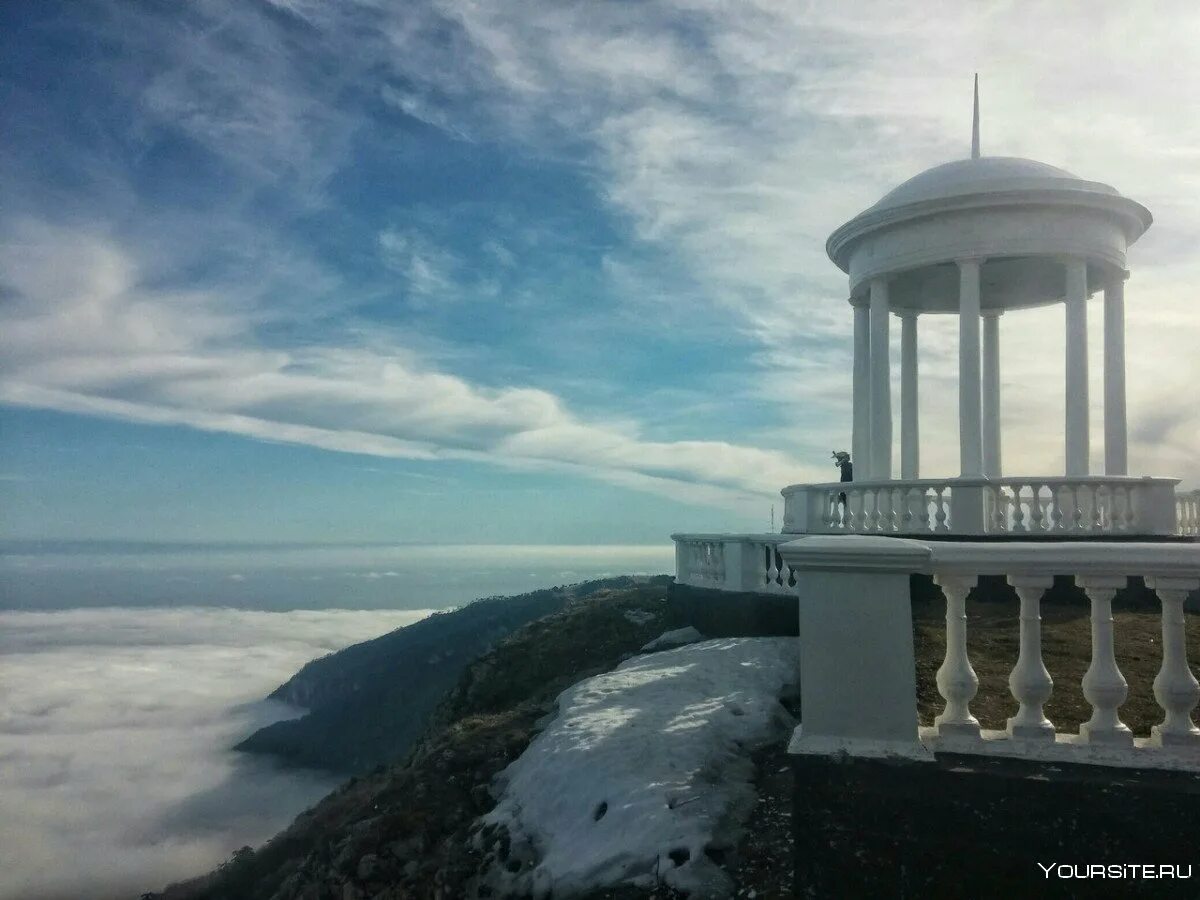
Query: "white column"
869 278 892 480
1064 257 1090 477
899 311 920 479
982 311 1002 477
852 299 872 480
957 259 983 477
1104 274 1128 476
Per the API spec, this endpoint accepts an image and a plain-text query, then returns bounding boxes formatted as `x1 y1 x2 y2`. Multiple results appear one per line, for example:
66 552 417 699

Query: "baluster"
1028 483 1045 533
1006 576 1055 740
760 543 773 586
871 488 885 532
908 486 924 533
1094 484 1107 532
1146 577 1200 746
1011 483 1028 533
933 574 981 738
1124 486 1139 532
830 489 843 530
851 488 867 532
991 486 1007 533
864 488 879 532
772 548 785 586
1049 486 1065 532
934 487 949 533
1077 577 1134 746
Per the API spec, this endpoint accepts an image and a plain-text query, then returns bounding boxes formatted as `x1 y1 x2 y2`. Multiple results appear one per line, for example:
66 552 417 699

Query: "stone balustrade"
1179 489 1200 536
781 475 1186 537
672 534 797 594
777 535 1200 769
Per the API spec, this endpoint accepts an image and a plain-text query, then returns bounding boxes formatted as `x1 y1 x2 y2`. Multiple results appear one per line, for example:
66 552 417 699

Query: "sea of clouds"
0 606 430 900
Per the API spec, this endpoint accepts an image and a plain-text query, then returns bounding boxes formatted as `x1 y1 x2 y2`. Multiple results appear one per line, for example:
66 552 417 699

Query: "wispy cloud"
377 227 462 304
426 0 1200 484
0 223 800 507
4 0 1198 513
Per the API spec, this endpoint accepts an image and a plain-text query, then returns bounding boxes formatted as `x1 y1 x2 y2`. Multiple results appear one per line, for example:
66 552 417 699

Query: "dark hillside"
156 581 686 900
236 575 671 774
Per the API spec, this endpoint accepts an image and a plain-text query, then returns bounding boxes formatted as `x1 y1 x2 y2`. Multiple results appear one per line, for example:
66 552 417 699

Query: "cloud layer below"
0 606 428 900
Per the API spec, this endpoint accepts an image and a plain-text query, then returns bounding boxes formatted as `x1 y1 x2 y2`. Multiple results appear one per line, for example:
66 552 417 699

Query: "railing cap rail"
671 533 789 542
777 535 933 572
776 535 1200 580
928 541 1200 579
780 474 1183 494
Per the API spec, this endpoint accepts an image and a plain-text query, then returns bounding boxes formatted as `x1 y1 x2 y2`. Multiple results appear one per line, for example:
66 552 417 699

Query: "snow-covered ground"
478 636 799 898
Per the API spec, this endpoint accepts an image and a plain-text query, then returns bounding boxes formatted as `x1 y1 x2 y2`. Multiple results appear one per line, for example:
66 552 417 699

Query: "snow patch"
623 609 657 626
476 637 799 898
641 625 705 652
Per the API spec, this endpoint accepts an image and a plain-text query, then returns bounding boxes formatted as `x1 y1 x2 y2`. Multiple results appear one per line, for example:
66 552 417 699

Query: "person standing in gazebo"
833 451 853 518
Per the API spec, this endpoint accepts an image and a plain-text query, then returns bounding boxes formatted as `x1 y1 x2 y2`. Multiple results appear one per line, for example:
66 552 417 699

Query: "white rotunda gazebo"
832 80 1149 487
672 79 1200 775
776 80 1189 538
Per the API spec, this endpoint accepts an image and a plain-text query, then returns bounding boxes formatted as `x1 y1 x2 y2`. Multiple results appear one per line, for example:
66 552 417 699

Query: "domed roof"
871 156 1118 213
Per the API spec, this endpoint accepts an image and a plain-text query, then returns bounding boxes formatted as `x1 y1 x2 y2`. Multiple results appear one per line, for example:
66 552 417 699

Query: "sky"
3 0 1199 546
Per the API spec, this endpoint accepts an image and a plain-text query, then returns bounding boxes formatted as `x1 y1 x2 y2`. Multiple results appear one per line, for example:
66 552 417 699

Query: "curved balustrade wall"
782 476 1185 537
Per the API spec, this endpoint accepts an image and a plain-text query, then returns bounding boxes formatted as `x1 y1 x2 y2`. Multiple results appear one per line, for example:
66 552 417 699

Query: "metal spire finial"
971 73 980 159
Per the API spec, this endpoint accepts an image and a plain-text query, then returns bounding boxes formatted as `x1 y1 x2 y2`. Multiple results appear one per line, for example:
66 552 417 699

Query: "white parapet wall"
774 534 1200 771
671 533 799 594
780 475 1186 537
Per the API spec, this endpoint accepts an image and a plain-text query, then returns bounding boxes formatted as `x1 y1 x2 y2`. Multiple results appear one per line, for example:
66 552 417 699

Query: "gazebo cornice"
827 186 1153 276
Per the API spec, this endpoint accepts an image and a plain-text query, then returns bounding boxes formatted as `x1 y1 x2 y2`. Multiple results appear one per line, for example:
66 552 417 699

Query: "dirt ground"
728 597 1200 900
